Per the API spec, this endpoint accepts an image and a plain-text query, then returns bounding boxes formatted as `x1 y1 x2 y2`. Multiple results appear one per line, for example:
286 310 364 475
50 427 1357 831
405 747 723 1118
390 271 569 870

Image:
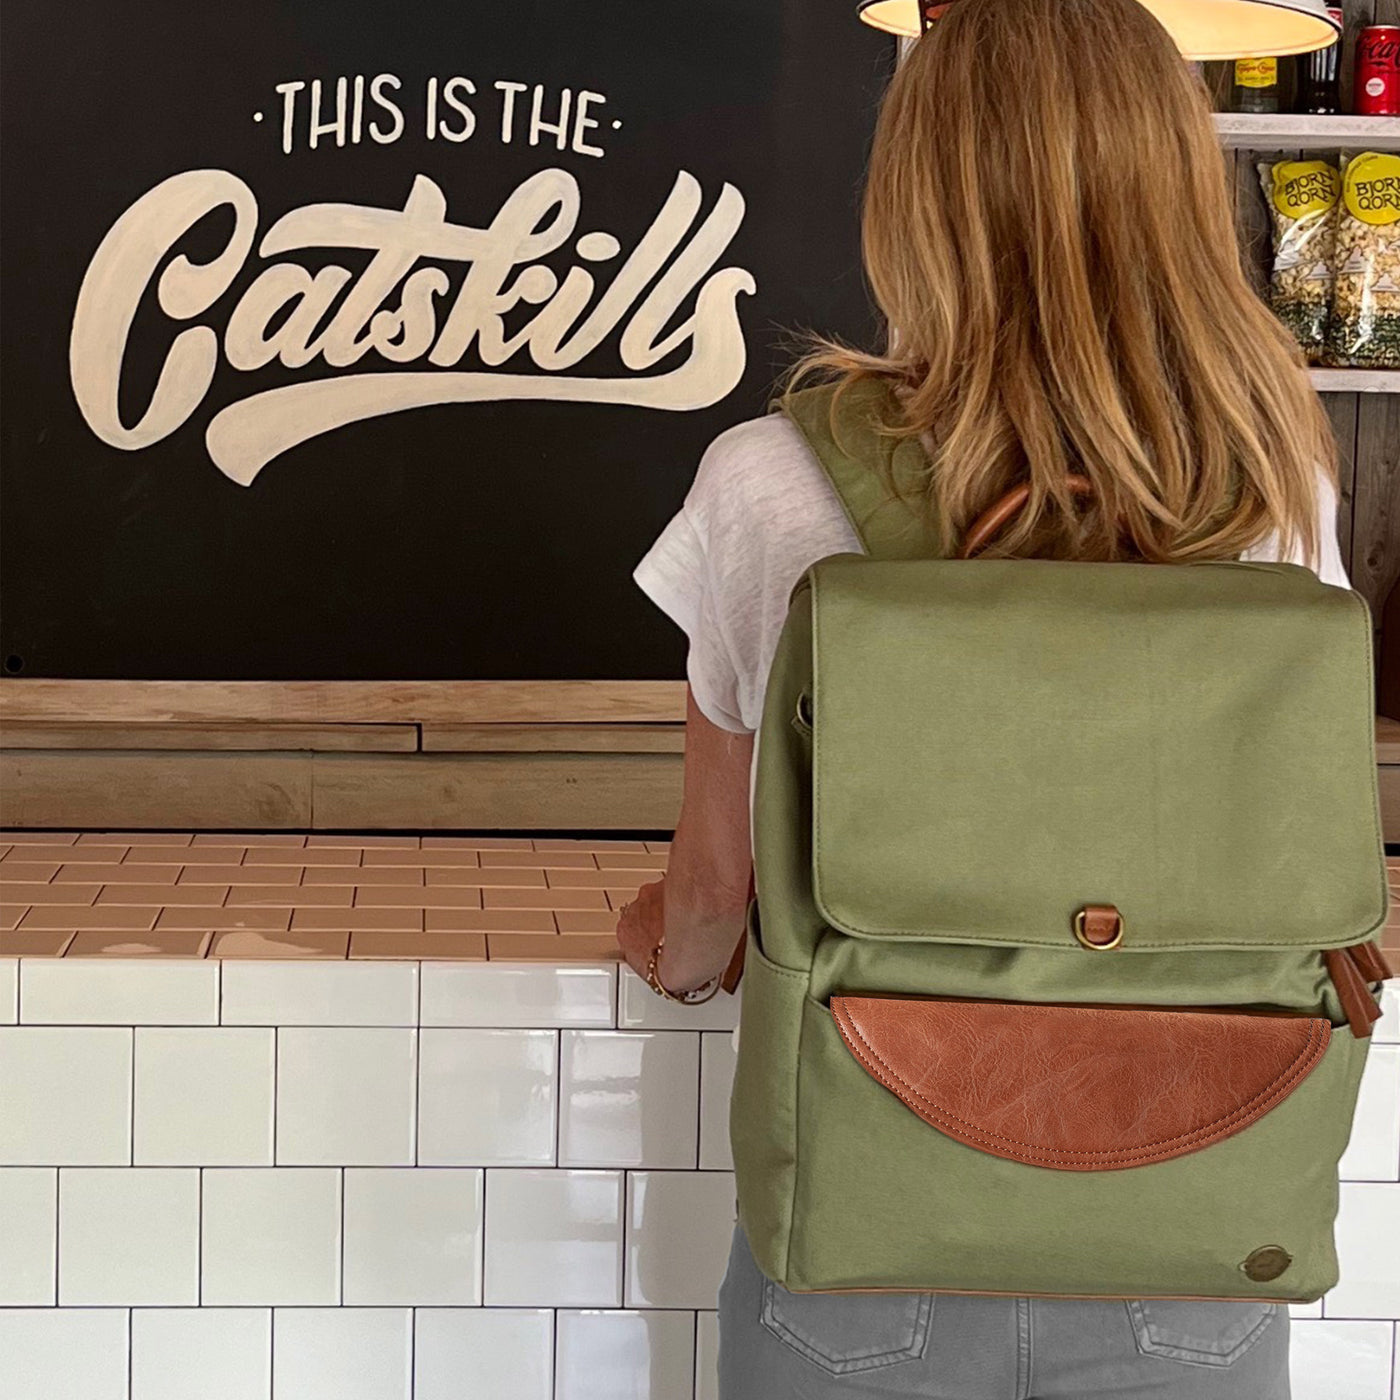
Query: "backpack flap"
808 554 1388 953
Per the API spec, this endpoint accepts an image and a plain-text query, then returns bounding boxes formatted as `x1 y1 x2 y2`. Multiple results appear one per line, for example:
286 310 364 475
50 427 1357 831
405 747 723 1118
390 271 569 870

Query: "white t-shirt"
634 411 1352 737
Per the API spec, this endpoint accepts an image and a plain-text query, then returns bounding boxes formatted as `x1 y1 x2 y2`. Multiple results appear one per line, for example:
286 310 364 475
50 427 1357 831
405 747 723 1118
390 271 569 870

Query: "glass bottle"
1235 56 1281 112
1298 8 1344 112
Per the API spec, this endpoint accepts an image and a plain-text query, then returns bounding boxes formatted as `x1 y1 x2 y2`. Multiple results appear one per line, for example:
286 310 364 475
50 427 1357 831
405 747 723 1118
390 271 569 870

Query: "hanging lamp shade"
856 0 1340 60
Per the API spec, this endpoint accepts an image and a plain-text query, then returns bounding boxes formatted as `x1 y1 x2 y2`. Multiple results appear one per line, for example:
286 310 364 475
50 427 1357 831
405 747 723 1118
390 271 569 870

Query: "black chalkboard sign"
0 0 888 680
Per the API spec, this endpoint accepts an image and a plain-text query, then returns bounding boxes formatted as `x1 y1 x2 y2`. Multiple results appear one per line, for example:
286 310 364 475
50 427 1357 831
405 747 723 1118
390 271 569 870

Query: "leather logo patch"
1241 1246 1293 1282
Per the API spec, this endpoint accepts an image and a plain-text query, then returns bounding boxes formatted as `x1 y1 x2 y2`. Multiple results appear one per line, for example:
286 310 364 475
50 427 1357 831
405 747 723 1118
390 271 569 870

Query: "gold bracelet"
644 934 722 1005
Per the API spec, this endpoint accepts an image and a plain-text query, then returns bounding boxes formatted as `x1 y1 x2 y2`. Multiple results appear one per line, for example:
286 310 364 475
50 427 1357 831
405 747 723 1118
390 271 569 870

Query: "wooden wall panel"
0 750 313 829
1379 766 1400 845
0 749 684 831
310 753 683 831
1351 395 1400 617
1322 394 1360 576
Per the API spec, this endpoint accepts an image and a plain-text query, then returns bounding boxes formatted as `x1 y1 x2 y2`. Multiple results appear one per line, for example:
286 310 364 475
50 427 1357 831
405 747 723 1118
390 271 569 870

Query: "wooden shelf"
1214 113 1400 150
1309 368 1400 394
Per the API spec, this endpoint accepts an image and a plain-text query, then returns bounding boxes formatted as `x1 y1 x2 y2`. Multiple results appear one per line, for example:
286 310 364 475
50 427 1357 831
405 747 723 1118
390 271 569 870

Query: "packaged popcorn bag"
1258 157 1340 362
1327 151 1400 369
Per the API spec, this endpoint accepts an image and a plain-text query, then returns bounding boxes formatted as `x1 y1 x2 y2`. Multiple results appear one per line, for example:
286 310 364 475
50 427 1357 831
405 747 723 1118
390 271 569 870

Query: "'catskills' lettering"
69 168 756 485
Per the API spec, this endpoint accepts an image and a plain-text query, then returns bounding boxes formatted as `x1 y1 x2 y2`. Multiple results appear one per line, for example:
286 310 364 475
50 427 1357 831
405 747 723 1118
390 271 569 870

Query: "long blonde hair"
789 0 1334 564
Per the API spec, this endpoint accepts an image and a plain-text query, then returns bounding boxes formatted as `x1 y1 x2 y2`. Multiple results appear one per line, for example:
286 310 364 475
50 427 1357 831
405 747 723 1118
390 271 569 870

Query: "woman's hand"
615 879 666 983
615 876 743 996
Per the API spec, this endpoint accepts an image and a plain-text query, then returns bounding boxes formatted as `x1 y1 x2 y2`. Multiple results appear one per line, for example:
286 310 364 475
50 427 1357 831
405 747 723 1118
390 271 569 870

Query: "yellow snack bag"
1327 151 1400 369
1257 158 1340 363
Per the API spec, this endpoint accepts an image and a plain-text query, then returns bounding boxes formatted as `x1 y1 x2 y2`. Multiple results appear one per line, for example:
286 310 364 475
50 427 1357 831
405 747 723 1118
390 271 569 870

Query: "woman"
617 0 1348 1392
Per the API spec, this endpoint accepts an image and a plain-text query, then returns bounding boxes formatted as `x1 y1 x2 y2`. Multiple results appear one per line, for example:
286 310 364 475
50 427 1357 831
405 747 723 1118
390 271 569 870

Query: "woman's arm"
616 686 754 994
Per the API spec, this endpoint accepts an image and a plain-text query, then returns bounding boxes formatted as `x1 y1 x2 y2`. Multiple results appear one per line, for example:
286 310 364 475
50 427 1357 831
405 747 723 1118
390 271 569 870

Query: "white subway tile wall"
130 1309 272 1400
1341 1045 1400 1182
271 1308 413 1400
0 1168 56 1305
1331 1184 1400 1320
0 958 17 1023
558 1030 700 1169
342 1169 483 1305
554 1309 696 1400
417 1028 557 1166
1291 1320 1396 1399
0 1026 133 1164
698 1033 737 1173
483 1168 626 1308
58 1168 200 1306
20 959 219 1026
624 1171 736 1309
1377 981 1400 1044
200 1169 343 1307
0 1309 130 1400
420 962 615 1029
0 950 1393 1399
134 1028 276 1167
275 1028 417 1166
695 1311 721 1400
221 962 419 1029
412 1307 553 1400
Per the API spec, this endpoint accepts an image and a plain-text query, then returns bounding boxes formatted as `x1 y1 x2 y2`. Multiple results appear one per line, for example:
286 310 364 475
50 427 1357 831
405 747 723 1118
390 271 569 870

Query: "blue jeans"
717 1225 1290 1399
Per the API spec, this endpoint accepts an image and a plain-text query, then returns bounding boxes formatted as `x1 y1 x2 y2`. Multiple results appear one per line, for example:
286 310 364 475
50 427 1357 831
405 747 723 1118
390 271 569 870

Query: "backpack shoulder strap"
779 377 944 560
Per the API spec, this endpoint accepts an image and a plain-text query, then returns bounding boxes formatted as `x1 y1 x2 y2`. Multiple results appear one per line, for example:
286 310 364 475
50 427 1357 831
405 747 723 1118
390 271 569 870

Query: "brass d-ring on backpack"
730 377 1392 1302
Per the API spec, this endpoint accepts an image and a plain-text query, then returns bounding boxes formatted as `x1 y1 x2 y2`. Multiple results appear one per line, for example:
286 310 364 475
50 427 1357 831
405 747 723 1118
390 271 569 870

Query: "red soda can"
1355 25 1400 115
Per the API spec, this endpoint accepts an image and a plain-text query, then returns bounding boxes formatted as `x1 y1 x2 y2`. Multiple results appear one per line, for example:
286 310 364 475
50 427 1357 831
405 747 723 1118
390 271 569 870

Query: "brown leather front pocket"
830 996 1331 1171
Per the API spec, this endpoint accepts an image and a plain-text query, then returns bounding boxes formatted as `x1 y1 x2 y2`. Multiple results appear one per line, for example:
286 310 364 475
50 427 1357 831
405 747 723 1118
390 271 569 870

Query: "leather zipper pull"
1324 947 1383 1039
1346 940 1394 986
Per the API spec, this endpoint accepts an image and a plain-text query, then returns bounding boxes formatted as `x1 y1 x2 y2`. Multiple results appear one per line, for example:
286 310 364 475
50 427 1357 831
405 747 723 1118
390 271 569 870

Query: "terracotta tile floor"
0 832 1396 964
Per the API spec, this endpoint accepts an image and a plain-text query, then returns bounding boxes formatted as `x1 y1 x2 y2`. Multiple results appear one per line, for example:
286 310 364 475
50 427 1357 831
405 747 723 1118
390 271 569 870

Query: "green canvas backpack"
730 376 1392 1302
